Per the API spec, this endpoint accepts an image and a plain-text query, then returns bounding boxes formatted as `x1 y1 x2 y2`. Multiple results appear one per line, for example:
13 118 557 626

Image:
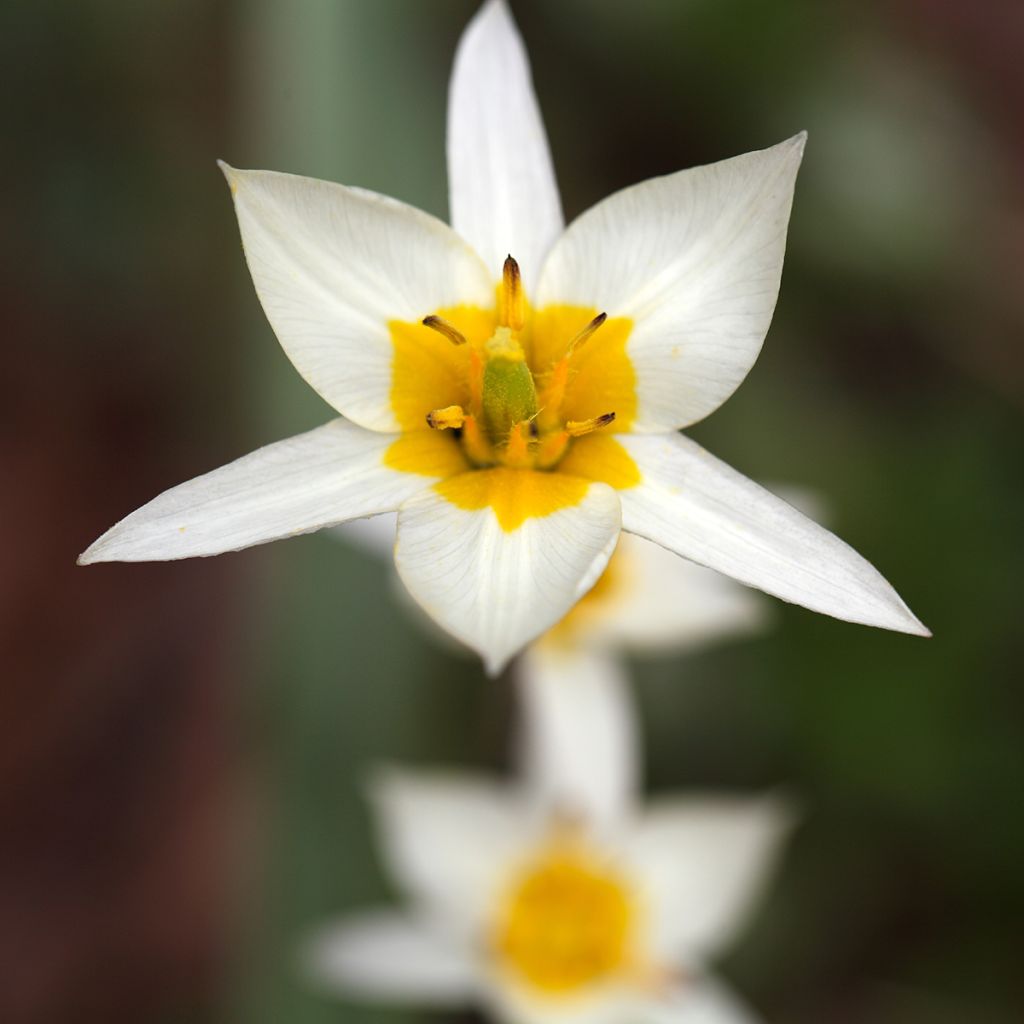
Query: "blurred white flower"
306 742 792 1024
513 486 826 821
514 532 761 830
79 0 927 673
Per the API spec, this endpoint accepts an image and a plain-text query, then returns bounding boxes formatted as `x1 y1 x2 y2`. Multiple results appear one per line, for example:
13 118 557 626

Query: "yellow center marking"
386 295 642 527
494 837 634 996
435 469 590 532
558 433 641 490
384 430 469 478
389 304 494 432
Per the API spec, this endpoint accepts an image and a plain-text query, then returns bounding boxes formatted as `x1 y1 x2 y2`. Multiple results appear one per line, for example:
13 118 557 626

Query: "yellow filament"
534 429 569 469
566 412 616 437
461 415 496 466
503 421 535 469
536 358 570 433
468 348 485 417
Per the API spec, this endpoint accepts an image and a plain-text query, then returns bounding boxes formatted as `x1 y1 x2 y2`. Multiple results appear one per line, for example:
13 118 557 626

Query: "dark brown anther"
567 312 608 355
499 255 525 331
422 315 467 346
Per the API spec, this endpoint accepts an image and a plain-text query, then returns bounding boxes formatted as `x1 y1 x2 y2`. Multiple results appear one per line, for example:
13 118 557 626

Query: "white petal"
447 0 563 289
626 793 794 961
484 983 636 1024
221 165 493 431
570 533 768 654
78 419 429 563
305 912 477 1005
630 978 763 1024
370 767 530 935
617 433 929 636
536 136 806 431
481 978 755 1024
394 474 622 674
515 646 638 832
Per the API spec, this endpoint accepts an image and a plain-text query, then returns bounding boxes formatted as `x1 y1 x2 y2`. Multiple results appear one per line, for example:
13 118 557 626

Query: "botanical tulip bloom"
79 0 928 672
305 687 792 1024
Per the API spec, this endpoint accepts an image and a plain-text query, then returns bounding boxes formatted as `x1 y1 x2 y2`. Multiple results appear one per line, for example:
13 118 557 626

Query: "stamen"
426 405 467 430
422 315 467 346
565 412 616 437
462 414 496 466
499 255 525 332
566 312 607 355
535 429 569 469
536 314 608 433
503 420 534 468
468 348 484 416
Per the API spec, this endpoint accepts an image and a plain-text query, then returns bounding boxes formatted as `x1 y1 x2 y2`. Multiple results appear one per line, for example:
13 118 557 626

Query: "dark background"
3 1 1022 1022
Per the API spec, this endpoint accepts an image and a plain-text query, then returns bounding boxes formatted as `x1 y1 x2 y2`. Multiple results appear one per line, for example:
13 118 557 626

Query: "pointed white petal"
568 533 768 654
447 0 563 289
617 433 929 636
370 767 530 935
516 646 638 832
536 136 806 431
626 793 794 961
305 912 477 1004
394 474 622 674
78 420 430 563
222 165 493 431
630 978 763 1024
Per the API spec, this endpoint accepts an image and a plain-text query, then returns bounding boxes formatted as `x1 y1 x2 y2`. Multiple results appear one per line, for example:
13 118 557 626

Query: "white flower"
78 0 928 673
515 531 761 830
305 686 793 1024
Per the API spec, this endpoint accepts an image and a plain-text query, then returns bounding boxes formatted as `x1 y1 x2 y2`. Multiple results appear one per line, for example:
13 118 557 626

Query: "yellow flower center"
493 833 634 996
384 256 643 530
389 257 636 472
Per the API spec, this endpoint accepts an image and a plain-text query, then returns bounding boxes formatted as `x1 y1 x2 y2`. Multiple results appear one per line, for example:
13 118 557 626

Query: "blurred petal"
536 136 805 431
516 646 638 831
447 0 563 289
395 471 621 674
482 977 756 1024
79 419 429 563
631 978 762 1024
484 985 635 1024
571 533 768 654
370 767 530 934
626 793 794 961
221 165 493 431
334 511 397 558
617 433 929 636
305 912 477 1004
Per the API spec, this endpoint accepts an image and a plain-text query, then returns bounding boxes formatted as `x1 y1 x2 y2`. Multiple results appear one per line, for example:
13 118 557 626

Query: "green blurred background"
4 1 1023 1022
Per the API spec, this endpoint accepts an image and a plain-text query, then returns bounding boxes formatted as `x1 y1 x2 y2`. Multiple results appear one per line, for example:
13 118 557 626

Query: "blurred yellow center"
494 839 634 995
384 258 641 531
